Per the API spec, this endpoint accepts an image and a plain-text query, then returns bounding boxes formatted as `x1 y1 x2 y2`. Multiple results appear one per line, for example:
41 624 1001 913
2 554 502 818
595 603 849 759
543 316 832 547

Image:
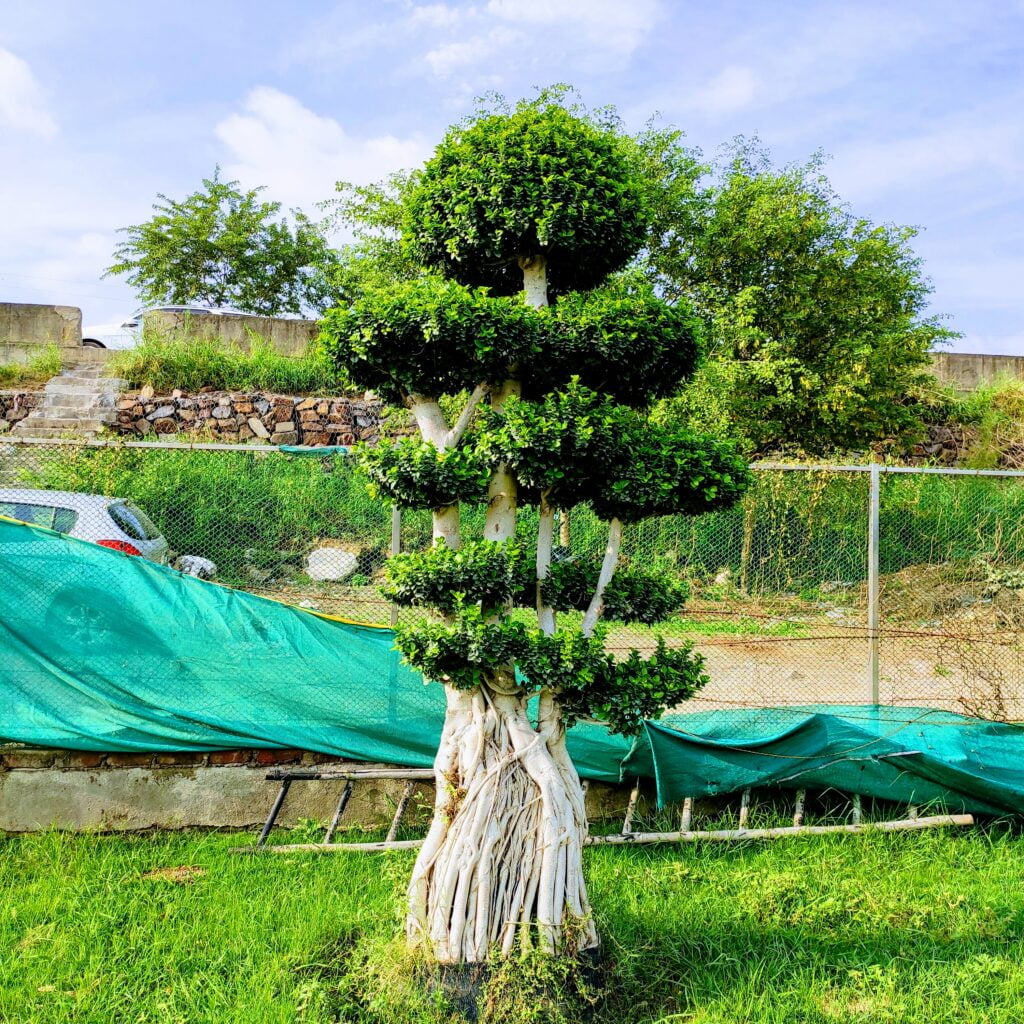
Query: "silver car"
0 489 169 563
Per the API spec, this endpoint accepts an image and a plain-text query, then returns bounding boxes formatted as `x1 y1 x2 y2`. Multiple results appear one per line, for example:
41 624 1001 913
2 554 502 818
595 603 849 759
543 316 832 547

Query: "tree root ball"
430 948 606 1023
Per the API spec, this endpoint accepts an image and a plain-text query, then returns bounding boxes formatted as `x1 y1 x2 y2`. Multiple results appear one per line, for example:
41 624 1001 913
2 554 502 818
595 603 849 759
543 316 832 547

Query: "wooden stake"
386 780 416 843
680 797 693 833
622 779 641 835
738 789 752 829
792 790 806 827
324 780 353 845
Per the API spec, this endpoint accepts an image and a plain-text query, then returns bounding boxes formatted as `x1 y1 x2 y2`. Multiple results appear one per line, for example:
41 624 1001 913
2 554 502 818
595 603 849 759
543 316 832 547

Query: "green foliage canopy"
642 144 954 453
405 94 648 296
106 169 339 317
321 276 540 404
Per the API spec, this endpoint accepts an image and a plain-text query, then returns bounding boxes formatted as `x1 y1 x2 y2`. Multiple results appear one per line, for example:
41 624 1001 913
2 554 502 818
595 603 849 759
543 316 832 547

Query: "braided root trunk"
407 684 597 964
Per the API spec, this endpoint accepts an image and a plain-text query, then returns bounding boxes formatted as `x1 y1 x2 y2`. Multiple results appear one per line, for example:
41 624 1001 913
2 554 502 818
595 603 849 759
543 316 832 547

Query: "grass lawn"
3 826 1024 1023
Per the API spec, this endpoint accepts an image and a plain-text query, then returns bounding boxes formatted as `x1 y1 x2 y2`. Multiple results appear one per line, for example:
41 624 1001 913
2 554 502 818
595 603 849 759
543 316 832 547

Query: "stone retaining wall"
0 391 39 431
113 390 385 445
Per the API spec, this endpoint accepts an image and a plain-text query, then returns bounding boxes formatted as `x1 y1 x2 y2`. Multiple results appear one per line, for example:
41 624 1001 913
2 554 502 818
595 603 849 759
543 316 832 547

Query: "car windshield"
108 502 161 540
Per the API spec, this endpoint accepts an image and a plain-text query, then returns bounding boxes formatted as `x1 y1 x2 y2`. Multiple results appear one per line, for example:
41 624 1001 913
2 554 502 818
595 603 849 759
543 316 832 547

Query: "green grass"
3 826 1024 1022
0 344 63 387
106 333 349 396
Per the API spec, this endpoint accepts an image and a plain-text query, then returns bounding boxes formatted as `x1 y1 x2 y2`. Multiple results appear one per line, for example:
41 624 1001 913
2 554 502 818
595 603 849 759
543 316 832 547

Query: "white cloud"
827 110 1024 200
0 48 57 137
425 27 519 76
215 87 430 212
485 0 660 57
410 3 466 29
292 0 660 89
675 3 977 120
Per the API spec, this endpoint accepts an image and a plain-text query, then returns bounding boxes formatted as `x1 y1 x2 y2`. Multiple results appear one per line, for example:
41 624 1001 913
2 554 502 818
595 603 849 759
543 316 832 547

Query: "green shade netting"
2 516 1023 815
277 445 350 457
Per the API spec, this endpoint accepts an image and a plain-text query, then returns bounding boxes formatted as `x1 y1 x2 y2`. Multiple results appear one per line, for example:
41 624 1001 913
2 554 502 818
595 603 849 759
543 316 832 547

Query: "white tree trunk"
484 380 520 544
519 254 549 308
404 254 602 966
406 681 596 963
536 493 556 635
433 504 461 548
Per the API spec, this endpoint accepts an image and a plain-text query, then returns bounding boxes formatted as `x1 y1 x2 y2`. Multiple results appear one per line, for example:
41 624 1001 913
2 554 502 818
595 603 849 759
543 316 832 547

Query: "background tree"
321 93 750 970
106 169 339 317
639 141 955 454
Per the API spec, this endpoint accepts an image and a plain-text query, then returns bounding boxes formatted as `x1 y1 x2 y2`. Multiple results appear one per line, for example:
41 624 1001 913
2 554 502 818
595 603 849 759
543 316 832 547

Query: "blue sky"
1 0 1021 353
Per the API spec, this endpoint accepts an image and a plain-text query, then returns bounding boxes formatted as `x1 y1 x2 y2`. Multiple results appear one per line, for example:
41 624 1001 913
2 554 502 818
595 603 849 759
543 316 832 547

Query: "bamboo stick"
386 779 416 843
587 814 974 845
232 814 974 855
263 768 434 781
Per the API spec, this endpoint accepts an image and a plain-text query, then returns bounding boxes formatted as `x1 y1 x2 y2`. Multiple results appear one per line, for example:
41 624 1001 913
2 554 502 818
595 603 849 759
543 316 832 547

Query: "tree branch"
406 394 451 449
444 382 490 449
581 517 623 636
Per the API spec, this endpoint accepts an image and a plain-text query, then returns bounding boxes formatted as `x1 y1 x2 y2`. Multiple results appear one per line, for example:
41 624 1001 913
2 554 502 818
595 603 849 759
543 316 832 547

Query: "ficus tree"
321 94 750 966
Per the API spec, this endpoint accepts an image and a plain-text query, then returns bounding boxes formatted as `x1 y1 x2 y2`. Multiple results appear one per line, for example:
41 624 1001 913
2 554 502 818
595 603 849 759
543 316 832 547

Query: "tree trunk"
406 682 597 964
405 253 600 966
484 379 520 544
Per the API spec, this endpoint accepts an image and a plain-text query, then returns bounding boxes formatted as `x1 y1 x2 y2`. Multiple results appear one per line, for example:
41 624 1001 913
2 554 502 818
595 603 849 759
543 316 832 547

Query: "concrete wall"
0 302 82 363
930 352 1024 391
0 747 626 833
144 310 319 357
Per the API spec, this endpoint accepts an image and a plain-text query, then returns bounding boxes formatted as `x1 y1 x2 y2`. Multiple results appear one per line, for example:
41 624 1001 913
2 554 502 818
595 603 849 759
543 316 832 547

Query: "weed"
0 344 63 387
106 330 350 395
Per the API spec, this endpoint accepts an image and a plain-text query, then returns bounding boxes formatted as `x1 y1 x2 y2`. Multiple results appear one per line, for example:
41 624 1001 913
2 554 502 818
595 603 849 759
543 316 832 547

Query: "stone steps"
12 364 126 439
15 417 111 433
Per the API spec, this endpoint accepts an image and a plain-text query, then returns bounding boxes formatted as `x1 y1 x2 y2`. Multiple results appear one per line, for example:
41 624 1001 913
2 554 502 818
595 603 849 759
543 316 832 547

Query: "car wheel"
82 339 105 348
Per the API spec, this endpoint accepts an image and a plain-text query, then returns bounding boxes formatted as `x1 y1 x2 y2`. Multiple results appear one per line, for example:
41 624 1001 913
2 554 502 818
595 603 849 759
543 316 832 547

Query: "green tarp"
2 515 1024 816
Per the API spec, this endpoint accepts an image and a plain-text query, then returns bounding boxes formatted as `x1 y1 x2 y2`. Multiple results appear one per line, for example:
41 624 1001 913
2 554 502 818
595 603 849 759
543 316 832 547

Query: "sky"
1 0 1021 353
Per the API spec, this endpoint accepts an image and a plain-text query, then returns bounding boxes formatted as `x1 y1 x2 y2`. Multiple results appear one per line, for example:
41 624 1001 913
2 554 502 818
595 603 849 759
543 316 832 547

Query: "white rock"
306 547 358 582
175 554 218 579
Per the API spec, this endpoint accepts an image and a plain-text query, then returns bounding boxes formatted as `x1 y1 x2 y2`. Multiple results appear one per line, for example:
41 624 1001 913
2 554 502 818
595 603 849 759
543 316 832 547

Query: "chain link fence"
2 437 1023 722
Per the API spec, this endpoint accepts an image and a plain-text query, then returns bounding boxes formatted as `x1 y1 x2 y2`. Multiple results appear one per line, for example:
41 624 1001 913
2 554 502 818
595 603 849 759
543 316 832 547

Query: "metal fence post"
389 505 401 629
867 464 881 704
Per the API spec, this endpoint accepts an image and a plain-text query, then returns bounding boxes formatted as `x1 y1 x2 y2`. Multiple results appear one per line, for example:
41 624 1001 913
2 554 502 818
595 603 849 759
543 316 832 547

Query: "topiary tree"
321 93 751 967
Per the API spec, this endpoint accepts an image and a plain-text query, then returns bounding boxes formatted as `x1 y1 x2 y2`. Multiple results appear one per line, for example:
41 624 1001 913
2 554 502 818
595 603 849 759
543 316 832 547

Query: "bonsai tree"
321 94 750 966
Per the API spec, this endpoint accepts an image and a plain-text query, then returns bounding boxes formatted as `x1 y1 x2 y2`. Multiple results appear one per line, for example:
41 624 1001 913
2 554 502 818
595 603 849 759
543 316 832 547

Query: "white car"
0 488 169 563
81 305 252 350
